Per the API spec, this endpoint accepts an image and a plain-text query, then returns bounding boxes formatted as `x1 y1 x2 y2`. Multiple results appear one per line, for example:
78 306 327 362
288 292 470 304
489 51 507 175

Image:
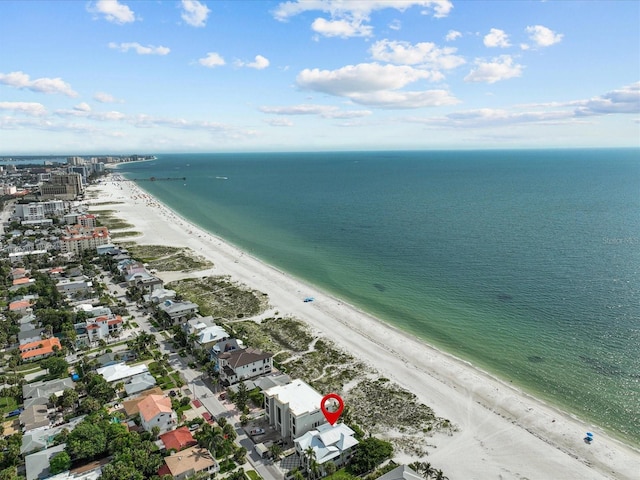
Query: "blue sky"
0 0 638 154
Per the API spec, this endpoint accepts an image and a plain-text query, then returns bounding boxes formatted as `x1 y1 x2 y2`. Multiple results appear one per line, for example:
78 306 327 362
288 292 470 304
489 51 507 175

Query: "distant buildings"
40 173 83 200
59 225 110 255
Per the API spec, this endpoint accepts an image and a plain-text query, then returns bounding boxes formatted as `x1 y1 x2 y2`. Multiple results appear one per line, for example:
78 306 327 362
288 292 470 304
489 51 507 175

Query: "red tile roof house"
159 426 197 452
138 394 177 434
20 337 62 362
9 299 33 313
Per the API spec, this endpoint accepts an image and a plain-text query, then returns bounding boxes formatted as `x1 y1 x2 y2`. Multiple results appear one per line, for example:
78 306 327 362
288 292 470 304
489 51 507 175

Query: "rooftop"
264 379 323 417
20 337 62 360
159 426 197 452
96 362 148 383
138 394 173 422
162 446 217 477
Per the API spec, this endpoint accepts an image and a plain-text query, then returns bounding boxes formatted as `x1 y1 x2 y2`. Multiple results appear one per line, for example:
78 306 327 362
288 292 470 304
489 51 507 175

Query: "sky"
0 0 638 154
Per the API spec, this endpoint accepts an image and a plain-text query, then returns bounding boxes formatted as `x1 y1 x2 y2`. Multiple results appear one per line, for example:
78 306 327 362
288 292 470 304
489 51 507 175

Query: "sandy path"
88 176 639 479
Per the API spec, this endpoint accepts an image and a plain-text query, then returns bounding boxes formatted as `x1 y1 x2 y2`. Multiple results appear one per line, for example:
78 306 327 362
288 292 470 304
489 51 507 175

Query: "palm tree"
304 447 321 480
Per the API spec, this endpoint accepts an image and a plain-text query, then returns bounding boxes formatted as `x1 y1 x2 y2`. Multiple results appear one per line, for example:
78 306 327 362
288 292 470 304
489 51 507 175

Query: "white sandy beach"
89 175 639 480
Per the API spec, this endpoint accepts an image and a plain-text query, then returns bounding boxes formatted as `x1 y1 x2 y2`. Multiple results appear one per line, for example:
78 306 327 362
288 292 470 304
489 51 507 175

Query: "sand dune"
88 176 639 479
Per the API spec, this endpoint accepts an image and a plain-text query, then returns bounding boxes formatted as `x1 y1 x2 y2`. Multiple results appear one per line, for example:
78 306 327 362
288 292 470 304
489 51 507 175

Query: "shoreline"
88 174 640 479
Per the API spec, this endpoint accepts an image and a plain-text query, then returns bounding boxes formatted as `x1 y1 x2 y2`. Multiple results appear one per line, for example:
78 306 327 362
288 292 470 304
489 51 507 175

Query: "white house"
264 379 327 440
138 394 176 434
218 347 272 386
157 300 199 325
295 423 359 476
96 362 148 384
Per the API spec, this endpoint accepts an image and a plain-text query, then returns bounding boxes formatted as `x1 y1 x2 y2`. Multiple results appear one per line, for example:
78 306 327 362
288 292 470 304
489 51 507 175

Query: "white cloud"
574 82 640 116
483 28 511 48
520 43 530 51
274 1 452 38
526 25 563 47
445 30 461 41
389 19 402 31
94 92 123 103
297 63 441 96
264 118 294 127
0 101 47 116
236 55 270 70
181 0 211 28
407 83 640 128
296 63 458 108
311 18 373 38
370 39 465 70
0 71 78 97
199 52 226 68
464 55 523 83
274 0 453 20
74 102 92 112
108 42 170 55
259 104 372 118
90 0 136 24
349 89 460 109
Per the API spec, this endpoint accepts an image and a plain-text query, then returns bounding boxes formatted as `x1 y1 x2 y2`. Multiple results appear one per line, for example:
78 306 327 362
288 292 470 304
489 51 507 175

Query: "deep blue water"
117 149 640 444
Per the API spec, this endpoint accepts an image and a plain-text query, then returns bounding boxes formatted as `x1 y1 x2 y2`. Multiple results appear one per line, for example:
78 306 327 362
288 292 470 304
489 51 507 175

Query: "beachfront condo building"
263 379 328 441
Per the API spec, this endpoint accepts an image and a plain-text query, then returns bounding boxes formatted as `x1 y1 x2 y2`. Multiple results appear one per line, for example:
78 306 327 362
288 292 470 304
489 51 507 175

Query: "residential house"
157 446 219 480
95 350 135 367
138 394 176 434
143 288 176 305
12 277 35 288
157 300 199 325
18 327 45 346
193 324 230 351
159 426 197 452
123 372 157 396
25 443 66 480
20 405 50 432
376 465 422 480
8 250 48 264
96 362 149 384
122 387 164 417
21 416 85 455
125 271 163 293
56 278 93 297
9 299 33 314
210 338 243 361
83 314 123 343
10 267 27 280
218 347 272 386
183 316 215 335
294 423 359 476
20 337 62 362
264 379 327 440
23 378 74 409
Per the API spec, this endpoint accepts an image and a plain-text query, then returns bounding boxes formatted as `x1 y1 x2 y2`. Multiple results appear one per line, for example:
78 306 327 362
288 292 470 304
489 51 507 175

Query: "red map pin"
320 393 344 426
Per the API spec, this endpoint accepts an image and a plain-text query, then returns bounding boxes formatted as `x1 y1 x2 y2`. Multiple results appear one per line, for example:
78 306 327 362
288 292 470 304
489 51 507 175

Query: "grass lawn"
0 396 19 416
246 471 262 480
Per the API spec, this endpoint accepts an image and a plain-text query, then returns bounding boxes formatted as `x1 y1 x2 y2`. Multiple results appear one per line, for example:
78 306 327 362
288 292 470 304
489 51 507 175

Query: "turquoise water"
117 149 640 444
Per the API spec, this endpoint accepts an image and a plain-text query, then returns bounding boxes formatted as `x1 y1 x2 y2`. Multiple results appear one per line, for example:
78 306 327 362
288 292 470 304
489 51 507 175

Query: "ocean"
116 149 640 445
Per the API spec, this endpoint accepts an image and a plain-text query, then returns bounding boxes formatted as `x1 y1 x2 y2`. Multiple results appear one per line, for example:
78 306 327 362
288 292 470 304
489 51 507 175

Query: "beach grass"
110 231 142 238
168 276 267 318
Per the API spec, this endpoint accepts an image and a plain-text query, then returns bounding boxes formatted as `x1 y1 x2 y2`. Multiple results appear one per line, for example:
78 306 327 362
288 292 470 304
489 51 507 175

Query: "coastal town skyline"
1 0 639 154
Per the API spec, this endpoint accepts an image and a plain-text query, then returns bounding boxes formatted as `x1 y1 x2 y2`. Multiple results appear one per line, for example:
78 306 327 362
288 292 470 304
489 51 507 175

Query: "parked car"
249 428 265 435
202 412 214 424
189 424 201 431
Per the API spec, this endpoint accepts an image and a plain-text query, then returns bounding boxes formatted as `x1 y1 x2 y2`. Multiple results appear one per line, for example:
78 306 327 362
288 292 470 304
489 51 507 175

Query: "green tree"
324 461 336 476
350 437 393 475
66 420 107 461
42 356 69 379
234 382 248 413
269 443 283 461
49 451 71 475
100 461 144 480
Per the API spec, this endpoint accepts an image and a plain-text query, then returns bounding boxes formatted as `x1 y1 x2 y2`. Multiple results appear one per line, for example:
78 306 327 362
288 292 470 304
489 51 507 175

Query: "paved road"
117 280 286 480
